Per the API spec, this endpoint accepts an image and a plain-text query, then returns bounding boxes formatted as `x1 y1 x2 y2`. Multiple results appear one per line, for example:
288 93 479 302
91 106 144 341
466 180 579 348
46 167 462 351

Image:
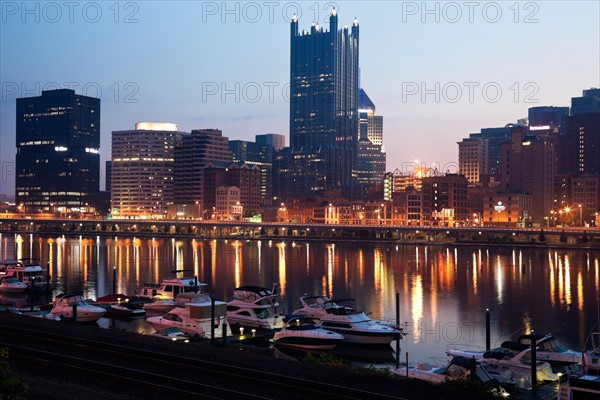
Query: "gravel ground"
0 312 495 400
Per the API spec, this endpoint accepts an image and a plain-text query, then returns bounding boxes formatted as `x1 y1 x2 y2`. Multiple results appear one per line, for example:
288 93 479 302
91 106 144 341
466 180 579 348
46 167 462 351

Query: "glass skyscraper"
287 9 359 196
15 89 100 212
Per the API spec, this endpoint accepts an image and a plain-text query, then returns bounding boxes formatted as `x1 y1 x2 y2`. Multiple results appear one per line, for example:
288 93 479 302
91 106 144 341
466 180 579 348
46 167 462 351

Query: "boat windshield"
538 338 568 353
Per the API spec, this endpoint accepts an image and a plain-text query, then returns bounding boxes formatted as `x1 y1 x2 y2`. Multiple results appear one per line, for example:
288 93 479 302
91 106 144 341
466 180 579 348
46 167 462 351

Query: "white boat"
0 276 28 293
394 356 511 396
271 316 344 351
448 334 581 365
153 327 190 342
10 306 61 321
146 292 227 338
584 332 600 373
136 277 206 299
50 293 106 322
291 296 401 346
226 285 280 330
479 348 560 382
142 297 176 312
516 334 581 365
559 375 600 400
0 259 48 291
394 357 472 383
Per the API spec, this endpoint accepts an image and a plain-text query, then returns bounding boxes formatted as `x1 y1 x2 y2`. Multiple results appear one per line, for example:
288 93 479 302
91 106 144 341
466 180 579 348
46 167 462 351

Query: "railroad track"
0 323 406 400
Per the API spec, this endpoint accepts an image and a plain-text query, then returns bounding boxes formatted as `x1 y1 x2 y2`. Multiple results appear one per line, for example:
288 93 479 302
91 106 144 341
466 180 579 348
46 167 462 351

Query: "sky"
1 1 599 196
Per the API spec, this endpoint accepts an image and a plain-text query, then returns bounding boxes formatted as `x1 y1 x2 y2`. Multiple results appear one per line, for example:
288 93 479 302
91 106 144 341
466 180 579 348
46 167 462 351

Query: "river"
1 233 599 365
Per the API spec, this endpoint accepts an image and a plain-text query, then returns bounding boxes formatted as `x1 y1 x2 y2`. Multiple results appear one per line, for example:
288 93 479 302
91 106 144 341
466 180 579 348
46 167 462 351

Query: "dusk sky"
1 1 599 196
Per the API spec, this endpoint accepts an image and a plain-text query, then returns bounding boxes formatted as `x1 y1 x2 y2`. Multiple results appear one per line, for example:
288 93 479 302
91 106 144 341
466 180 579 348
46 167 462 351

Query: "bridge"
0 217 598 246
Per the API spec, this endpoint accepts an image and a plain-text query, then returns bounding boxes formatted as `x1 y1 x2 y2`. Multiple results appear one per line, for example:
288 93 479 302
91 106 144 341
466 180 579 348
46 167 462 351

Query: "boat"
271 316 344 351
584 332 600 374
146 292 227 338
516 334 581 365
136 276 206 299
447 333 581 365
0 259 48 291
226 285 280 330
291 295 401 346
50 293 106 322
0 276 28 293
479 347 560 382
153 327 190 342
10 306 61 321
559 375 600 400
142 297 176 312
99 302 146 319
394 356 511 397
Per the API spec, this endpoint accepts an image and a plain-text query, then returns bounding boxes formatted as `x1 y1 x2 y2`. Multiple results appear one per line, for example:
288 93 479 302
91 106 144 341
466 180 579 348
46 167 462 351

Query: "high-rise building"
499 126 555 223
287 9 359 196
457 138 488 183
457 126 512 180
528 106 569 135
15 89 100 212
111 122 184 218
256 133 285 151
570 88 600 115
173 129 232 206
559 112 600 175
230 134 284 205
355 89 386 195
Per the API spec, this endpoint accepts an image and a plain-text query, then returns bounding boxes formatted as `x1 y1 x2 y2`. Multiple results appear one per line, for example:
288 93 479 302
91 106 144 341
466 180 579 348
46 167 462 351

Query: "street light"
578 204 582 227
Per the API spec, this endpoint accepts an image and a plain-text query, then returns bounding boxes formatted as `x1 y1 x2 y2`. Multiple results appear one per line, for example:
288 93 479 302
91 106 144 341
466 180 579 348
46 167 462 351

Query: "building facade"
173 129 232 207
499 126 555 223
287 9 359 196
15 89 100 213
111 122 184 218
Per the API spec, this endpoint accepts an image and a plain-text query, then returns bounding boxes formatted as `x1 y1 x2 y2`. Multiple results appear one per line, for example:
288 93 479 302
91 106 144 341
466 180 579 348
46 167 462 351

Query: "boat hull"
321 327 399 345
51 308 105 322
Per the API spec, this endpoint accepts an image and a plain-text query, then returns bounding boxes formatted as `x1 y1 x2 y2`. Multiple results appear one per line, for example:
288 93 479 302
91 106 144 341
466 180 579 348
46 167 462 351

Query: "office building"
173 129 232 207
111 122 184 218
15 89 100 212
287 9 359 196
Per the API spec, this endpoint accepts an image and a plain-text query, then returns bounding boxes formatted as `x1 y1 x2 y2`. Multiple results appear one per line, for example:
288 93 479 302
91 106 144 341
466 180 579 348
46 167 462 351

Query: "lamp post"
578 204 582 227
494 201 505 225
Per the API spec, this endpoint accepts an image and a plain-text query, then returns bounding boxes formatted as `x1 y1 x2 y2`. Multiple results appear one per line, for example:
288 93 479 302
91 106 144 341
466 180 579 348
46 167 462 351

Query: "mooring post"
45 262 51 302
485 308 491 351
194 276 198 293
221 321 227 347
396 292 401 369
405 352 409 378
112 266 117 295
210 295 215 344
72 303 77 322
531 329 537 392
30 277 36 311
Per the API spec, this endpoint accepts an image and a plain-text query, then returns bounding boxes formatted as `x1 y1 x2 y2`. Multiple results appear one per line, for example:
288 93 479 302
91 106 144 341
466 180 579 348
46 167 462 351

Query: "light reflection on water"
1 232 599 363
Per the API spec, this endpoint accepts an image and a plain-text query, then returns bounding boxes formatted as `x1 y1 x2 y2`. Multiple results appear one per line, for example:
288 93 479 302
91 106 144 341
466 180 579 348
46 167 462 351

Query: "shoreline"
1 228 598 251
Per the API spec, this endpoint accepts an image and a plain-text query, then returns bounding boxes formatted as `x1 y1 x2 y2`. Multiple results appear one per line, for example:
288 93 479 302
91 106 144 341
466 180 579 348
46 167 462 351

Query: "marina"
0 232 599 398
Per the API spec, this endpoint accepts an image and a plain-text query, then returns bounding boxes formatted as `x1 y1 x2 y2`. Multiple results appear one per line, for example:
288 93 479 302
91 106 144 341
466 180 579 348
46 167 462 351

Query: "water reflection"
1 233 599 362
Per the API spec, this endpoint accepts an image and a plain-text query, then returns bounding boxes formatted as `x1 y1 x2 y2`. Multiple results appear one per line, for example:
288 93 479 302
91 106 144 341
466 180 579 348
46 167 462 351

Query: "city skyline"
1 1 599 197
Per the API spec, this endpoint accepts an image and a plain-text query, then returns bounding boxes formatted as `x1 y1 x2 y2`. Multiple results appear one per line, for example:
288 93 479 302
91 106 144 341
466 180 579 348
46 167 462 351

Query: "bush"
0 348 28 399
